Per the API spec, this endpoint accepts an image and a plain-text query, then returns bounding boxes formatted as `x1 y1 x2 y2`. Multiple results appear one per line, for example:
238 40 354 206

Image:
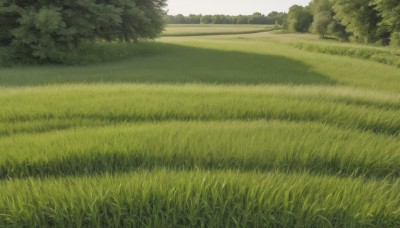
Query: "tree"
287 5 313 32
310 0 333 37
326 20 351 41
267 11 287 25
333 0 381 44
371 0 400 46
200 15 213 24
310 0 350 40
0 0 167 63
187 14 201 24
165 12 287 26
212 15 224 24
248 12 267 24
236 15 248 24
0 2 18 46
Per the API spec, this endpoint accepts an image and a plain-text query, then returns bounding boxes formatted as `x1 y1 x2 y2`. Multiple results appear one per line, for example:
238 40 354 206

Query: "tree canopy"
333 0 382 44
296 0 399 46
286 5 313 33
372 0 400 46
0 0 167 63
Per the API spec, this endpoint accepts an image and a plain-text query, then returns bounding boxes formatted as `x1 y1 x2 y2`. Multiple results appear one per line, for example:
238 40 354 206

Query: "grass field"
162 24 274 36
0 25 399 226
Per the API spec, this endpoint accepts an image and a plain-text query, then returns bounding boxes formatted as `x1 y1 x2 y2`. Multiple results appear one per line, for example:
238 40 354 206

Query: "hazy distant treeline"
165 12 287 25
286 0 400 46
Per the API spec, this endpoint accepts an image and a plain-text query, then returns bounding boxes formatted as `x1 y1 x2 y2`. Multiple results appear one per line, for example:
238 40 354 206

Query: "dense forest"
167 0 400 46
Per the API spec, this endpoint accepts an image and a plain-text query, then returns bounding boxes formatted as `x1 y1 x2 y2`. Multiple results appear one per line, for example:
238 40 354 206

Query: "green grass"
1 85 399 136
1 34 399 92
1 120 399 179
0 25 399 226
0 42 161 66
1 171 399 227
293 42 400 68
163 24 275 36
0 42 335 86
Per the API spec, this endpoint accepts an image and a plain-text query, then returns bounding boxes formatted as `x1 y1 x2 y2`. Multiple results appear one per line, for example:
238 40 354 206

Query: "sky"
167 0 312 16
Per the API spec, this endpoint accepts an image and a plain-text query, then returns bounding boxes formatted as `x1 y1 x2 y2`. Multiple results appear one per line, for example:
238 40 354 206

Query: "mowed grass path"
0 27 400 226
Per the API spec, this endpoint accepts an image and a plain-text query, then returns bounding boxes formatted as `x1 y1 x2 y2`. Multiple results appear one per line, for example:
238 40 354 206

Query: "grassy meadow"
162 24 274 36
0 25 399 227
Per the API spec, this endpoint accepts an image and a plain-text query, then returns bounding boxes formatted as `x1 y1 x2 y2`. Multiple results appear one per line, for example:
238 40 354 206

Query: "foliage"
310 0 349 40
302 0 400 45
372 0 400 45
165 12 287 25
267 11 288 25
390 32 400 47
372 0 400 33
332 0 382 44
310 0 333 37
0 0 166 63
287 5 313 33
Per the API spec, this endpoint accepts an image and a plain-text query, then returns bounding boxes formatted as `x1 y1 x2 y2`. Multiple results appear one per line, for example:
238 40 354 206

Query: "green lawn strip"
1 121 399 179
0 170 399 227
1 38 399 93
1 85 399 136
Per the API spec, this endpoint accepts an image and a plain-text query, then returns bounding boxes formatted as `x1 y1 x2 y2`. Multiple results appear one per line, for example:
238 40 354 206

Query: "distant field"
162 24 274 36
0 26 399 226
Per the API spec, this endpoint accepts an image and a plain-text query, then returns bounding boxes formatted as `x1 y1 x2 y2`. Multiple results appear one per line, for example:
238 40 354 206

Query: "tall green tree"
310 0 350 40
333 0 381 43
310 0 333 37
287 5 313 33
371 0 400 46
0 0 166 63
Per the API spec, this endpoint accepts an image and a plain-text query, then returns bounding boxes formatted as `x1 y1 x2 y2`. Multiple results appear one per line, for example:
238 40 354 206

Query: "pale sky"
167 0 312 15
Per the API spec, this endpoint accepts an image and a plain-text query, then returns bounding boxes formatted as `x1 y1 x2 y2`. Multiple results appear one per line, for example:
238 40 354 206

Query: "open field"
0 25 400 226
162 24 274 36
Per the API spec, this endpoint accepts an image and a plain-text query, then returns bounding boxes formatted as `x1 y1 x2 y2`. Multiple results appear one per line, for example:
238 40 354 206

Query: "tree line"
165 12 287 25
1 0 398 64
286 0 400 46
167 0 399 47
